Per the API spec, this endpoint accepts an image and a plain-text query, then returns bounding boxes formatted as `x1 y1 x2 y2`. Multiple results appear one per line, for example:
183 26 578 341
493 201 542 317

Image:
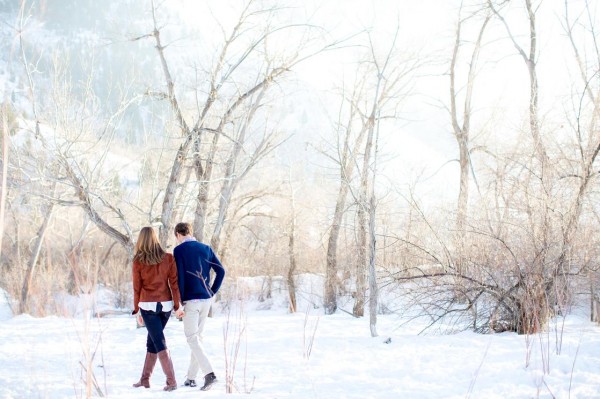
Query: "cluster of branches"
373 0 600 334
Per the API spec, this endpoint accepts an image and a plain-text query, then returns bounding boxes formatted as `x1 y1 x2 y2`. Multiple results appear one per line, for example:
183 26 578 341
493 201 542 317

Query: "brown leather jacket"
132 253 182 314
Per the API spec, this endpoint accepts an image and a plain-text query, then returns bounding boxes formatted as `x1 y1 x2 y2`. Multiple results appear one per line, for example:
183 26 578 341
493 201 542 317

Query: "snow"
1 282 600 399
53 285 130 318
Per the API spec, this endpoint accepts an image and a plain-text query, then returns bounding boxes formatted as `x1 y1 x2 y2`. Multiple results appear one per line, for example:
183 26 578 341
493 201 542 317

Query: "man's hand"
175 308 185 319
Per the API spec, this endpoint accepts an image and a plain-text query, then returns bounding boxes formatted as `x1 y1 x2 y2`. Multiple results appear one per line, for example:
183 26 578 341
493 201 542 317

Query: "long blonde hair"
134 227 166 265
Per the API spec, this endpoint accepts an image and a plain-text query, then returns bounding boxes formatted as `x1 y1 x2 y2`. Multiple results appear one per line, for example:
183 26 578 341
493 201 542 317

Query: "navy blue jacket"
173 240 225 302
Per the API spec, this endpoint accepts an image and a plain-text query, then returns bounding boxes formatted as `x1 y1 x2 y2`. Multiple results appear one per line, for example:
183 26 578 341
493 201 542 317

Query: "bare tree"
484 0 552 334
286 173 298 314
367 114 381 337
449 5 490 274
322 25 420 318
353 28 415 318
217 186 277 266
20 183 56 313
488 0 545 161
144 0 331 247
324 83 369 315
12 3 136 310
13 4 67 312
0 104 8 263
209 87 285 253
562 0 600 321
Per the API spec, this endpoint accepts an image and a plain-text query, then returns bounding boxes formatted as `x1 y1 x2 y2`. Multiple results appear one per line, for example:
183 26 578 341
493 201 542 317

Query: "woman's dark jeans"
140 303 171 353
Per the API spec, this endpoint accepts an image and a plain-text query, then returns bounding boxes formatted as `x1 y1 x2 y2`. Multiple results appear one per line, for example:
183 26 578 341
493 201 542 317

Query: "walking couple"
131 222 226 391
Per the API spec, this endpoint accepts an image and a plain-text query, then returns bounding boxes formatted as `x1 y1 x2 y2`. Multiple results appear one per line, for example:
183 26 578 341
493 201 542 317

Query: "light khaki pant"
183 299 214 379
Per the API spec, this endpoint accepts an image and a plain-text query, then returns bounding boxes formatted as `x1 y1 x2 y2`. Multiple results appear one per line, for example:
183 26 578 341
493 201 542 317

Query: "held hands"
133 306 184 323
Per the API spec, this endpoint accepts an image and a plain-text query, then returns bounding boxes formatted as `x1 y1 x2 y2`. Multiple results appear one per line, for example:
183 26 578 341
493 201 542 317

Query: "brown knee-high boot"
133 352 158 388
157 349 177 391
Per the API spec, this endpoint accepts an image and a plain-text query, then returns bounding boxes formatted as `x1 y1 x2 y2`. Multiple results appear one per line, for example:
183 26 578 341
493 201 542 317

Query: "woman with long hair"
131 226 184 391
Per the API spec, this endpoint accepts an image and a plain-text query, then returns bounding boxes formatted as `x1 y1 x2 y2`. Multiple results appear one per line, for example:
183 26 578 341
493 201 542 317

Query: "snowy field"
1 288 600 398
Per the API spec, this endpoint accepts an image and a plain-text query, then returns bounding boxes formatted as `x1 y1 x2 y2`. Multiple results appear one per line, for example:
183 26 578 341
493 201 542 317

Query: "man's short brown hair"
174 222 192 237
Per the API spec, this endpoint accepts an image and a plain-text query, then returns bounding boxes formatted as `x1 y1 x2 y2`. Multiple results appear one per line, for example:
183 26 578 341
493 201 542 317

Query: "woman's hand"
136 313 144 327
175 308 185 319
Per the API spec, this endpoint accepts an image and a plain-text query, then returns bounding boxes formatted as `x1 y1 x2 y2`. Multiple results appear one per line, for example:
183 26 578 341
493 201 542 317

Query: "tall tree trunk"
456 138 469 251
150 9 194 246
351 27 400 317
160 136 193 245
368 120 380 337
210 89 266 251
20 194 55 314
524 0 544 162
194 70 281 242
287 188 298 314
488 0 544 161
354 116 375 317
324 185 348 314
564 0 600 322
325 107 369 315
450 10 489 274
194 124 233 244
368 193 378 336
489 0 548 333
0 105 8 263
193 129 218 242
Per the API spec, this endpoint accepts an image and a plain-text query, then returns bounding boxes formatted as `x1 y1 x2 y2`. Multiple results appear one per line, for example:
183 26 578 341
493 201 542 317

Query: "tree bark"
368 192 378 336
149 7 194 246
450 10 489 274
20 192 55 314
210 88 267 251
352 29 399 317
368 121 380 337
0 105 8 263
354 115 375 317
287 188 298 314
325 98 369 315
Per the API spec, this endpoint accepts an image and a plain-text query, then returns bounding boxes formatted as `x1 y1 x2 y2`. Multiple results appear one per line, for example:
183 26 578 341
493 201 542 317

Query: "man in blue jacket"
173 222 225 391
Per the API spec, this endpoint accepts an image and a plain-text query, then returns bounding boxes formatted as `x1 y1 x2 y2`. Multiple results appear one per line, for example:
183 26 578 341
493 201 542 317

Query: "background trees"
1 0 600 336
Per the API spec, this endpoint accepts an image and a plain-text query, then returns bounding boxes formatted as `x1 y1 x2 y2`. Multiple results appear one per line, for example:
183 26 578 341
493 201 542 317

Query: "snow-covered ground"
1 286 600 399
